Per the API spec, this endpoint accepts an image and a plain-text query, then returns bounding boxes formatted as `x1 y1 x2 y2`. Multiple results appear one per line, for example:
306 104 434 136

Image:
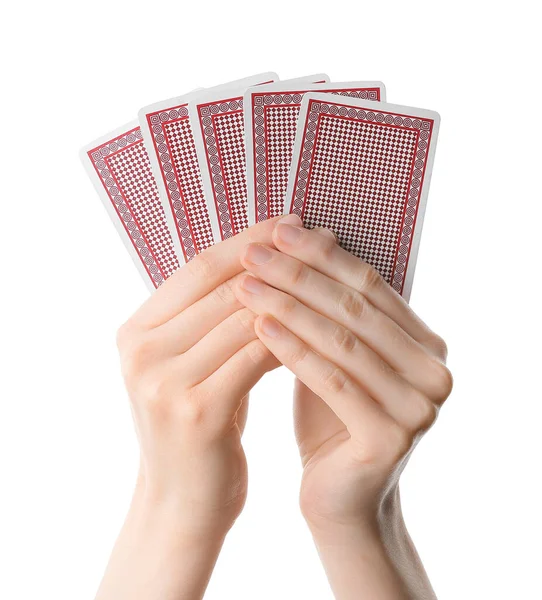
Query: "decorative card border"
145 105 210 262
86 127 165 288
290 99 435 296
250 88 382 222
197 97 244 240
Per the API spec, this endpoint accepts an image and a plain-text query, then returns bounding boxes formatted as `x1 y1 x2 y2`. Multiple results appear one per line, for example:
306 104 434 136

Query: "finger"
194 339 278 432
129 214 302 330
157 274 244 355
272 223 445 358
182 308 261 385
240 246 446 401
312 227 337 241
253 314 398 442
236 275 436 428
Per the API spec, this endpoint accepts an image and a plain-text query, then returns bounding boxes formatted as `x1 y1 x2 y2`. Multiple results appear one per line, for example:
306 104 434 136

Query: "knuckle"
413 393 439 431
388 424 414 461
213 279 235 306
235 308 257 334
431 361 454 403
332 325 358 354
290 261 309 286
338 289 367 321
289 343 309 367
321 367 349 394
317 232 336 259
177 392 206 426
356 264 382 293
428 334 449 361
120 336 157 382
187 250 216 280
244 340 271 366
137 372 174 418
279 293 298 317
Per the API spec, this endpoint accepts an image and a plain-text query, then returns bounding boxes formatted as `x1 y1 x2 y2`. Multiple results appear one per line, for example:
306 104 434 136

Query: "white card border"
80 120 158 293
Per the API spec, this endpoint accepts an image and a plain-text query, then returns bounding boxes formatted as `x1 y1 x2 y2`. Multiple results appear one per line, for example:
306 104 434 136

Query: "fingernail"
276 223 303 245
314 227 337 241
278 213 302 226
245 244 272 265
259 315 281 338
241 275 266 295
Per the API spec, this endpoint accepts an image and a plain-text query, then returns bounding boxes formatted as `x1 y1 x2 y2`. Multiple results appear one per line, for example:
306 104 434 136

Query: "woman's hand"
95 217 283 600
234 215 453 599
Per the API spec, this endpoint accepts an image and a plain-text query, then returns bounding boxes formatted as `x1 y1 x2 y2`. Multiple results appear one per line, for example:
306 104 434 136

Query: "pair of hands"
109 214 452 599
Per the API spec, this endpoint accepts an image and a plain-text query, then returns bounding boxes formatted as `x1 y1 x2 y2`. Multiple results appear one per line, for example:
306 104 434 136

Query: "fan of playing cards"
82 72 439 300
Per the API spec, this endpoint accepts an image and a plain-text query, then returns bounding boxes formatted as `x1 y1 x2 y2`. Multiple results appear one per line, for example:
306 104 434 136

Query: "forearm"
95 477 227 600
308 489 436 600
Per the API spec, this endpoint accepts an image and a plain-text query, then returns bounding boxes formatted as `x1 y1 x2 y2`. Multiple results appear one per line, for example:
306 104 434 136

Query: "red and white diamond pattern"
213 112 249 234
252 87 382 223
164 119 214 256
303 115 418 284
266 105 299 219
108 142 179 279
88 90 433 296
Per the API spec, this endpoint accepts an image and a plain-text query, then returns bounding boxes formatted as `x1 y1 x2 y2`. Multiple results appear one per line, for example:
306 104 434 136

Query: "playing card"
139 76 292 264
139 88 218 266
81 123 179 291
245 81 386 225
285 93 440 300
188 72 279 242
281 73 330 84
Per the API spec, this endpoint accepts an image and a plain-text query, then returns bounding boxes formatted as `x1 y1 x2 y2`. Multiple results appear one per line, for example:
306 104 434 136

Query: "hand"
95 218 281 600
233 216 452 598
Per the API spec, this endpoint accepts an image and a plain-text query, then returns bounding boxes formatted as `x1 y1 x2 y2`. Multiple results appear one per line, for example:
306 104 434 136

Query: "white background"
1 1 541 598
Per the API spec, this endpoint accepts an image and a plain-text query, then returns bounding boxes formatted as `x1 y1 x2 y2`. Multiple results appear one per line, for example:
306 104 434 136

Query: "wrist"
303 485 405 549
132 470 237 547
306 508 412 600
95 472 231 600
304 488 431 600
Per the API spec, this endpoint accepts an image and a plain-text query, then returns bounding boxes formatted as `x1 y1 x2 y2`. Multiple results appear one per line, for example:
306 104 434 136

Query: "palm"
294 380 379 522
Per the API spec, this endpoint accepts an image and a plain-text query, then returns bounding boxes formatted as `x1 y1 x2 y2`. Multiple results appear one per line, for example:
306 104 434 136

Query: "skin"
95 216 282 600
95 214 452 600
234 215 453 599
